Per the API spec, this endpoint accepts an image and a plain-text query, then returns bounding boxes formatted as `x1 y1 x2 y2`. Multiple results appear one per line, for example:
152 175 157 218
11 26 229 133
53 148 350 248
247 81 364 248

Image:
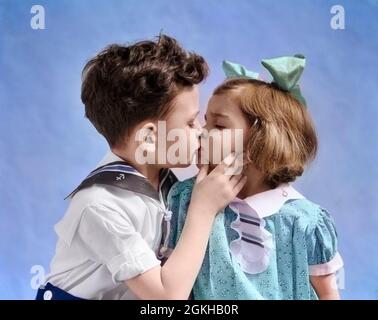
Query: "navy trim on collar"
65 161 178 204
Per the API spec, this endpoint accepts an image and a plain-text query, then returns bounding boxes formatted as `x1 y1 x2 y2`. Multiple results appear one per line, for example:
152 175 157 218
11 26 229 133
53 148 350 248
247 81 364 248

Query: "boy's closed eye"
188 110 200 128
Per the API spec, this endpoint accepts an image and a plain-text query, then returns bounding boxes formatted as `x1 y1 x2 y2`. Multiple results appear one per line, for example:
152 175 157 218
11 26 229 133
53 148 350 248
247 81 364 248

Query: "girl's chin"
195 154 214 170
195 163 215 173
172 162 192 168
194 148 216 171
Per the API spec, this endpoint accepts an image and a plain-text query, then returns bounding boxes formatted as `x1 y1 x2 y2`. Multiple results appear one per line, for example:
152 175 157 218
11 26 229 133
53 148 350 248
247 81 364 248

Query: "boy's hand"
190 152 247 217
126 152 246 300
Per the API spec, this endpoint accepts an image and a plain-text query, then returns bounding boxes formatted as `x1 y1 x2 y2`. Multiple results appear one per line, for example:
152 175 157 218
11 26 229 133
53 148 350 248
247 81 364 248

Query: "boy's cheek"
181 129 200 163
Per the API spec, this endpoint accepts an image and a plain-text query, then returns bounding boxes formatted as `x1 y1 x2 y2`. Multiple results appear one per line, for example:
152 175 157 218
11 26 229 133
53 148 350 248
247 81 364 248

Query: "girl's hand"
189 152 247 217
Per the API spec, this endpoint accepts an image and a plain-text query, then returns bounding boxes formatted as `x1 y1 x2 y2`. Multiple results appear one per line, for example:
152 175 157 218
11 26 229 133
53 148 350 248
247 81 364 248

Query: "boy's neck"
111 148 161 191
237 164 273 199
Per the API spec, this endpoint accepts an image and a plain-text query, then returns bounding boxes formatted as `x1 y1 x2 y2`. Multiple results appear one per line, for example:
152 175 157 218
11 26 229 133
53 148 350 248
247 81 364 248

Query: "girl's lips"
196 146 209 165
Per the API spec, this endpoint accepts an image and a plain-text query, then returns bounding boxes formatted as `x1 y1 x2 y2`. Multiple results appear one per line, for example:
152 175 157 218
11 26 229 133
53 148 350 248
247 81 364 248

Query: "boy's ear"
138 122 157 152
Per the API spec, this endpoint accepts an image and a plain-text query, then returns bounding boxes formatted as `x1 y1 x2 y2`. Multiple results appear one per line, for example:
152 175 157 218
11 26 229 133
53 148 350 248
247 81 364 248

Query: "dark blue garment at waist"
36 282 86 300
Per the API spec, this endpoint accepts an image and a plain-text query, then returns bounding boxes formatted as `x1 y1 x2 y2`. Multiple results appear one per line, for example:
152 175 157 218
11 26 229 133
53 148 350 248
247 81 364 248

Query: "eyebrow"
207 112 230 119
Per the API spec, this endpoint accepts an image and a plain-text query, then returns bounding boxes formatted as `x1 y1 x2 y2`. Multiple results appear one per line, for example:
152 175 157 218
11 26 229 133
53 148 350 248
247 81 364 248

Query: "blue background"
1 0 377 299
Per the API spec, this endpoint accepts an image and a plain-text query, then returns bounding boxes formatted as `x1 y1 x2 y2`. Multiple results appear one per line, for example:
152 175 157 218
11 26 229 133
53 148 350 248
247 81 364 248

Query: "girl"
166 55 344 300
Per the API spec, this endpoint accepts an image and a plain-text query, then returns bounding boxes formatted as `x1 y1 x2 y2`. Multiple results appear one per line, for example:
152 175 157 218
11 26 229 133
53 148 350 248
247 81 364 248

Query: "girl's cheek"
206 131 225 164
206 130 244 164
232 129 245 155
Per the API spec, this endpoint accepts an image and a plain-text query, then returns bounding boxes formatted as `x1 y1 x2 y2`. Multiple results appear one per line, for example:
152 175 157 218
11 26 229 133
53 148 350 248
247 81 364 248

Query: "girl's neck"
237 164 273 199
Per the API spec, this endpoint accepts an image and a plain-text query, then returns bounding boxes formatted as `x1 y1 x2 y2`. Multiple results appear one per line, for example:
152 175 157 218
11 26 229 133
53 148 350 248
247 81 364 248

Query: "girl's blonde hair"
214 78 318 188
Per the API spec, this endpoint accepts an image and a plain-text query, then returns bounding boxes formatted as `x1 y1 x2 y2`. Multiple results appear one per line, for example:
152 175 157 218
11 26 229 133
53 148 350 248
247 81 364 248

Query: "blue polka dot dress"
167 177 343 300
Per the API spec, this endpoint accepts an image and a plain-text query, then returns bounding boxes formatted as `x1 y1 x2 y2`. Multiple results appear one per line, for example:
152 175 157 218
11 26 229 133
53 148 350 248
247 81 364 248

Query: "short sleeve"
306 208 344 276
77 204 161 283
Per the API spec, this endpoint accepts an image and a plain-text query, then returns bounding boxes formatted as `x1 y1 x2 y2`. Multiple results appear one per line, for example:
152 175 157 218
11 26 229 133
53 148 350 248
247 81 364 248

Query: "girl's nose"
198 128 208 139
196 127 203 138
193 119 203 137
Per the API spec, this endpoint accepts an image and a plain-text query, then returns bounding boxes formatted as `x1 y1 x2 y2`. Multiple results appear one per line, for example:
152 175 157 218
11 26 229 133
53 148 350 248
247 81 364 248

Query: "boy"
36 35 246 300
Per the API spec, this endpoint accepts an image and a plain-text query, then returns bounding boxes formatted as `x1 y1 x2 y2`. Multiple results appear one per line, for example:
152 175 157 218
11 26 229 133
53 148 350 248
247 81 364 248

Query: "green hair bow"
222 54 307 106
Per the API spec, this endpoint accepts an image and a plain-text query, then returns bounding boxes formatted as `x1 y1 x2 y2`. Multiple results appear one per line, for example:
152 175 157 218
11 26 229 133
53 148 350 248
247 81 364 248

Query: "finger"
229 173 244 188
210 152 236 176
223 152 237 166
223 151 245 177
233 175 248 193
230 152 246 176
196 164 209 183
224 162 244 178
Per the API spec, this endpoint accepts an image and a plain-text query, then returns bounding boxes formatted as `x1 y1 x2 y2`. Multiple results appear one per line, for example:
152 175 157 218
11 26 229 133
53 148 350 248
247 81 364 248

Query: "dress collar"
230 183 305 219
227 183 305 275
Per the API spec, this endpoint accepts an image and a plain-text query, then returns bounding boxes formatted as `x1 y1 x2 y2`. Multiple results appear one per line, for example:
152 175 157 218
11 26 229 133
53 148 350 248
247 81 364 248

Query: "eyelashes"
198 114 227 130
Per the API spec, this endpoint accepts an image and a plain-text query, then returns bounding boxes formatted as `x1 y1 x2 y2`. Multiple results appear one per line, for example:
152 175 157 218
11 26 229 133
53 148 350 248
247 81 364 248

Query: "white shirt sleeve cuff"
107 245 161 283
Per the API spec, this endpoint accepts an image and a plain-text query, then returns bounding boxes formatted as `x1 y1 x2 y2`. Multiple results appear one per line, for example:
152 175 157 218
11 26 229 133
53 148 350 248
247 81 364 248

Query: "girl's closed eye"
204 113 228 130
212 119 228 130
214 124 226 130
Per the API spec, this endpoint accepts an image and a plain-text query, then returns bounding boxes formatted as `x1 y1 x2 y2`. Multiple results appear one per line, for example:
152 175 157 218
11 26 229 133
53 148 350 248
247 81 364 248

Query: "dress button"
43 290 53 300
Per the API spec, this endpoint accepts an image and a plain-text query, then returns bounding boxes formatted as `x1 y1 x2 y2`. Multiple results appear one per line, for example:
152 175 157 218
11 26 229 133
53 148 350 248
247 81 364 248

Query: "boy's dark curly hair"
81 34 209 146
